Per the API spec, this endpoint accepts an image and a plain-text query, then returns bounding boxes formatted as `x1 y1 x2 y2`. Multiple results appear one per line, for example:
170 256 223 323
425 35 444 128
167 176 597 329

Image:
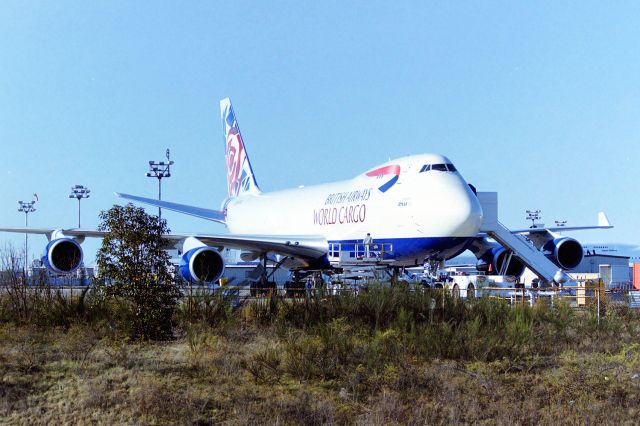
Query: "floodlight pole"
18 200 36 270
146 149 174 220
526 209 541 228
69 185 90 228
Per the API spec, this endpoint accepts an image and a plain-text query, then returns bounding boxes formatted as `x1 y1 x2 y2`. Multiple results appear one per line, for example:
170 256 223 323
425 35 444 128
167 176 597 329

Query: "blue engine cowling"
476 246 526 276
542 237 583 270
179 247 225 283
41 238 83 274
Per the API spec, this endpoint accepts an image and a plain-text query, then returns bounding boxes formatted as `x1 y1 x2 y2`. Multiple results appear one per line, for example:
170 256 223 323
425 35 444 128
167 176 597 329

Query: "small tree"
96 204 181 340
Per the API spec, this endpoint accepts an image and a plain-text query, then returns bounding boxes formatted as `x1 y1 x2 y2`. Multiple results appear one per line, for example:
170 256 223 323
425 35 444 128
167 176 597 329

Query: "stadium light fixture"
69 185 90 228
526 209 541 228
17 199 36 270
146 149 174 219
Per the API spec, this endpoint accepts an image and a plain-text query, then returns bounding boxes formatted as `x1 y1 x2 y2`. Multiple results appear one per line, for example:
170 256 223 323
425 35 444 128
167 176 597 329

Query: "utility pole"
69 185 90 227
18 199 36 271
146 149 173 219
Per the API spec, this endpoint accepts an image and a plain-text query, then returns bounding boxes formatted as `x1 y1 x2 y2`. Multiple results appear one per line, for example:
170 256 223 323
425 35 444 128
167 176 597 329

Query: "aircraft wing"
0 227 108 240
164 233 328 260
510 225 613 235
116 192 226 224
509 211 613 235
0 226 328 264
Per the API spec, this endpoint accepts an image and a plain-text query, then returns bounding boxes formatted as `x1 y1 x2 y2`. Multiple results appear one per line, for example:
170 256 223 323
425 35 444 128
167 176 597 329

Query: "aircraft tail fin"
220 98 261 197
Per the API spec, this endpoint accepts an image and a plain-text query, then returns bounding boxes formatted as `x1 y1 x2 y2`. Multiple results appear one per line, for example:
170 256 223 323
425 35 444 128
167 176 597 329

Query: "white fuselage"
224 154 484 264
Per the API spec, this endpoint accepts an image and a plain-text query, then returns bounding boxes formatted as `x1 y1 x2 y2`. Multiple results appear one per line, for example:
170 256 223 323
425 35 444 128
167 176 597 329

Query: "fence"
182 279 637 312
4 278 639 319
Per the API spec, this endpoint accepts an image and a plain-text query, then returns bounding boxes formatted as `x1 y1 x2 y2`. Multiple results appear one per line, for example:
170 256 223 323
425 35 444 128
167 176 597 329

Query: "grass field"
2 285 640 424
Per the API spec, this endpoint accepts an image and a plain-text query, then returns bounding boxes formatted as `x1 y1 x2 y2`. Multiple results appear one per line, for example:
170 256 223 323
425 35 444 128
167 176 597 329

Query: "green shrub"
177 288 235 328
404 298 534 362
284 317 357 380
242 344 283 384
95 204 181 340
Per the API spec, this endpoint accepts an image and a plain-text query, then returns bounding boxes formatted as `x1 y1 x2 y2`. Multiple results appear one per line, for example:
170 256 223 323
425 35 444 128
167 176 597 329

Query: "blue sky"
1 1 639 265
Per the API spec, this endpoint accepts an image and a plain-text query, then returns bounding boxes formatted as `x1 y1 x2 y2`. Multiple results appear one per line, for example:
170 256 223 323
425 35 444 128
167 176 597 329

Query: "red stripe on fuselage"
365 165 400 177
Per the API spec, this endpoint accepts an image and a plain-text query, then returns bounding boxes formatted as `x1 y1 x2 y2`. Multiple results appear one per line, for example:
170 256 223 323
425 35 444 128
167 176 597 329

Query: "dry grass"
1 320 639 424
2 287 640 424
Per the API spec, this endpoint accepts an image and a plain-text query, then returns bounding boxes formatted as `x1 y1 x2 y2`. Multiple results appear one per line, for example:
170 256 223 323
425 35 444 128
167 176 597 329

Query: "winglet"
598 212 611 227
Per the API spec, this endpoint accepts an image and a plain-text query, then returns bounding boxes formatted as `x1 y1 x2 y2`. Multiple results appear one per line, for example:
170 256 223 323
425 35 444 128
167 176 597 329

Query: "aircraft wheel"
467 284 475 299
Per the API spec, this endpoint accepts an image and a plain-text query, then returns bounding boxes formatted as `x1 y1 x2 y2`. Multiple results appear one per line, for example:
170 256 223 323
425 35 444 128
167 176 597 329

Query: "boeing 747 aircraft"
0 98 612 285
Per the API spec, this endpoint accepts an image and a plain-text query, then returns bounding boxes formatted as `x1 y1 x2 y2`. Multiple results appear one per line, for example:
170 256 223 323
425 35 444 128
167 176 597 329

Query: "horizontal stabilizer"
116 193 226 224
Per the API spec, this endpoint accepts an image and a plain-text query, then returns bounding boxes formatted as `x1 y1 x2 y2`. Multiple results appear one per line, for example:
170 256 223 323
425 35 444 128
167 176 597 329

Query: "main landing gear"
249 254 287 297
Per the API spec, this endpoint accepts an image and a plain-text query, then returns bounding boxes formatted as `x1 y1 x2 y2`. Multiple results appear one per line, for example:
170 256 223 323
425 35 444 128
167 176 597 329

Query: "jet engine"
41 238 83 274
542 237 583 270
476 246 526 277
179 246 225 283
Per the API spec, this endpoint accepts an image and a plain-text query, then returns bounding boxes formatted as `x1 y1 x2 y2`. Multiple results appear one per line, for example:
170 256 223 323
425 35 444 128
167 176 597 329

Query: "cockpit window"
420 163 457 173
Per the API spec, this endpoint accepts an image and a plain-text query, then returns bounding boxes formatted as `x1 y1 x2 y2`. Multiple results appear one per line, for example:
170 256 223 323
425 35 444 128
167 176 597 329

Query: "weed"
11 326 51 373
102 335 136 368
56 324 99 365
283 318 356 381
271 391 337 425
178 288 235 328
242 344 283 384
132 378 212 423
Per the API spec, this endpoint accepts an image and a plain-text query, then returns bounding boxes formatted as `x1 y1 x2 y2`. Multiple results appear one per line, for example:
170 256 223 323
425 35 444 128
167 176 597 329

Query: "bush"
284 318 357 380
0 257 99 328
95 204 181 340
177 288 235 328
242 344 283 385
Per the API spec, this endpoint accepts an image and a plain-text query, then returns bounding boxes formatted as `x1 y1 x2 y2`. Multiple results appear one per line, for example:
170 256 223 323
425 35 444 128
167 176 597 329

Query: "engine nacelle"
41 238 83 274
542 237 583 270
179 247 225 283
476 246 526 277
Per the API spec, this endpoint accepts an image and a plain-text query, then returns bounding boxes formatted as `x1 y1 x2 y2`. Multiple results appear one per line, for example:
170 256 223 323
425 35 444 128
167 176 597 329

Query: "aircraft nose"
442 185 483 236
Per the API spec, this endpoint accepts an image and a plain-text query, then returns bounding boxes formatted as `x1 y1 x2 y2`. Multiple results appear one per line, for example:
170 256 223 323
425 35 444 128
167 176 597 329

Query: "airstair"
478 192 572 285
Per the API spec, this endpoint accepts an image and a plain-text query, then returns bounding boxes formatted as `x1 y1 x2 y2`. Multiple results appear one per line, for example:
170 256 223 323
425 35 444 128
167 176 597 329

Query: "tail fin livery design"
220 98 260 197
